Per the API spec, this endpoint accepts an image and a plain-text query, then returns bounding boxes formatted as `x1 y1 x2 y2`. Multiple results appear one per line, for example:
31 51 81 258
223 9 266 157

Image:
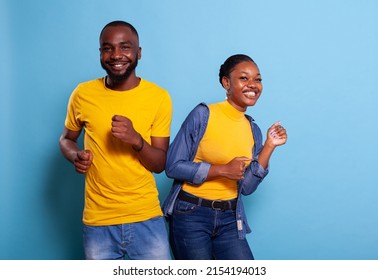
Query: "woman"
162 54 287 259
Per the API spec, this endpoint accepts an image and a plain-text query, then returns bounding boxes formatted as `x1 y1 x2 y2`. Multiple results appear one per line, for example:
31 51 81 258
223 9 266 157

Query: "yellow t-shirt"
183 101 254 200
65 78 172 225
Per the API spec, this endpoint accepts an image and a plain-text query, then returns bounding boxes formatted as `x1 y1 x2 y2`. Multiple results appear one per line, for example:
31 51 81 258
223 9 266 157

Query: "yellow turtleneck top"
182 101 254 200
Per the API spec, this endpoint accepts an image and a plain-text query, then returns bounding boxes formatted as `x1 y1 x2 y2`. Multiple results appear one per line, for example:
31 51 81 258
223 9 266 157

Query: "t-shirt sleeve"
151 91 172 137
64 87 83 131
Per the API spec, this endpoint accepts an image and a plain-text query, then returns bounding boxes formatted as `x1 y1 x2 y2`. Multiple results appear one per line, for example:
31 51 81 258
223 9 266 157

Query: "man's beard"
101 59 138 82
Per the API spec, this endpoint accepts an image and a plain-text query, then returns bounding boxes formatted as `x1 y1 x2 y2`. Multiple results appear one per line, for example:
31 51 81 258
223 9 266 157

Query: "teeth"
245 92 256 98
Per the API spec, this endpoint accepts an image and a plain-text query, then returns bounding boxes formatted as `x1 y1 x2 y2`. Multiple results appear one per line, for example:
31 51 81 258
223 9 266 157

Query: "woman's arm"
258 122 287 169
165 104 211 185
240 121 287 195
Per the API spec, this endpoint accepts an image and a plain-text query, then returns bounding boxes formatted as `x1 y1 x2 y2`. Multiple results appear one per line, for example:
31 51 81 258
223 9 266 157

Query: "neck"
105 75 140 91
226 99 247 112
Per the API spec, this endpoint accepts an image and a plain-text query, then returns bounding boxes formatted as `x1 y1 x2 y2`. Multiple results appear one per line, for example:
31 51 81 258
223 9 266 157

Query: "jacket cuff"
252 160 269 178
192 162 211 185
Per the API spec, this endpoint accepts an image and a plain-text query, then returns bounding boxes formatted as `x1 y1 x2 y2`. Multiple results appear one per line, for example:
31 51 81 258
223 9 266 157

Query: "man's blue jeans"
169 198 254 260
83 216 171 260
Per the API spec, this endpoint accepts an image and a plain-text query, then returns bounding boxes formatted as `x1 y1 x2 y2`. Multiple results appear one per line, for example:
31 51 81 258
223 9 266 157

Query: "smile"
108 61 129 69
243 91 257 98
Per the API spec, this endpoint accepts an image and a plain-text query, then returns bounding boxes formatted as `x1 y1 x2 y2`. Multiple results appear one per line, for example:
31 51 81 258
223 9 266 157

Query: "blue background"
1 0 377 260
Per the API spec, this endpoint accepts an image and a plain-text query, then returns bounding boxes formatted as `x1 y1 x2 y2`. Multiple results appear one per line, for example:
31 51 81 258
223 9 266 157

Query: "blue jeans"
83 216 171 260
170 198 254 260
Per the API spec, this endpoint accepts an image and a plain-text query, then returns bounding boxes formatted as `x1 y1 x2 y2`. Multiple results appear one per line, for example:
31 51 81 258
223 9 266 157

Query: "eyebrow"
240 71 261 76
101 40 134 46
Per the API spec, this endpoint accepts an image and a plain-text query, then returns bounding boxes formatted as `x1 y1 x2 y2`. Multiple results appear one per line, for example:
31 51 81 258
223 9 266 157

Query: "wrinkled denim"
83 216 171 260
170 196 254 260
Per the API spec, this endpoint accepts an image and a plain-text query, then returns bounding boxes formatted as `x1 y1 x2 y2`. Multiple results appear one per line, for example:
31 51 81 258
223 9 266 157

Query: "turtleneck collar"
218 100 246 121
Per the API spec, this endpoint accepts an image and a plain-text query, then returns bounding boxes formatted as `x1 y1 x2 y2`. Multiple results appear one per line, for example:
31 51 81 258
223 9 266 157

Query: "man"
59 21 172 260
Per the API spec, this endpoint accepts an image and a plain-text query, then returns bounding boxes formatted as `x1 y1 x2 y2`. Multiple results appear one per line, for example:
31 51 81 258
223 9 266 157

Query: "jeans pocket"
174 199 199 215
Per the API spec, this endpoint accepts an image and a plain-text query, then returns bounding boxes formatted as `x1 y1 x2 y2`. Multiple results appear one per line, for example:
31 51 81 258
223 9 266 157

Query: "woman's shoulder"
190 102 209 115
180 103 210 126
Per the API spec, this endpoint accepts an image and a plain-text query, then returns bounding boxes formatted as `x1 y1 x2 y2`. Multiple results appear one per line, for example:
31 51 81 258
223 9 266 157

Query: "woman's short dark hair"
219 54 255 85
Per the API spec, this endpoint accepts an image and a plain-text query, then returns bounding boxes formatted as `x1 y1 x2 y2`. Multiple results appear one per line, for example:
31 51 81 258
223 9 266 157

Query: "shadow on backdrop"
44 151 85 260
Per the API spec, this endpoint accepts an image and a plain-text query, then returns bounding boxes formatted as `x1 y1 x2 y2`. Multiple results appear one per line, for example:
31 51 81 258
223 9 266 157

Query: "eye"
120 45 130 51
101 46 112 52
240 76 248 81
255 78 262 83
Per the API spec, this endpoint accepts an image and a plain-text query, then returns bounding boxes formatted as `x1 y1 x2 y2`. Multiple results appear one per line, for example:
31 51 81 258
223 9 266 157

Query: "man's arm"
111 115 169 173
134 136 169 174
59 127 93 174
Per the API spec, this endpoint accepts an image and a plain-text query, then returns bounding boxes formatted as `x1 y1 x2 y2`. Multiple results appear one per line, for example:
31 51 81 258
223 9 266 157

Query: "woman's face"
222 61 263 112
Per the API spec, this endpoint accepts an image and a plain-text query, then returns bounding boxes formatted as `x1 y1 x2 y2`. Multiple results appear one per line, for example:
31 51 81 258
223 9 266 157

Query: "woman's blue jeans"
169 198 254 260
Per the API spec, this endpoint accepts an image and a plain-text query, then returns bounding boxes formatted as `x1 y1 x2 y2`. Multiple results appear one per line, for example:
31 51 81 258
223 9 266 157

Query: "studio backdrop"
1 0 377 259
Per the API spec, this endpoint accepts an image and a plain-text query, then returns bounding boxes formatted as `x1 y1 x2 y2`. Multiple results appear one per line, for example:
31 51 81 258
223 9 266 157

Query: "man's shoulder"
76 78 103 89
139 78 168 94
70 78 104 98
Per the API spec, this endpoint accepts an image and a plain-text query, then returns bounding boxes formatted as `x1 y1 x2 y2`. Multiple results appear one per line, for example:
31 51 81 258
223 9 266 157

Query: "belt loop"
227 200 232 210
197 197 203 207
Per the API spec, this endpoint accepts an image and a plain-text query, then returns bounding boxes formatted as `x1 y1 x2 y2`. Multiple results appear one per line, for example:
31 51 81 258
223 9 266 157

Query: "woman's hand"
267 121 287 147
208 157 252 181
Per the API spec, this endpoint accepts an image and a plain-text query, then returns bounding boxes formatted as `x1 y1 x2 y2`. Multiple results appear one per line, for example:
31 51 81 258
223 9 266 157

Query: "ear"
138 47 142 60
221 76 230 90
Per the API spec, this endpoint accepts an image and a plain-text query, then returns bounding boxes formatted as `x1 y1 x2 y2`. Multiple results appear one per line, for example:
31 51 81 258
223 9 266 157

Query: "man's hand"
111 115 141 147
74 150 93 174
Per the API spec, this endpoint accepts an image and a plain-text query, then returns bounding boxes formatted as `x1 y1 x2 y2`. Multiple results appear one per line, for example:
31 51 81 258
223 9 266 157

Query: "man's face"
99 25 141 82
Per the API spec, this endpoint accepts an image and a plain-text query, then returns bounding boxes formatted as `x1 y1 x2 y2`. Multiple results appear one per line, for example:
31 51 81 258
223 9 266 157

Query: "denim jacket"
162 103 269 239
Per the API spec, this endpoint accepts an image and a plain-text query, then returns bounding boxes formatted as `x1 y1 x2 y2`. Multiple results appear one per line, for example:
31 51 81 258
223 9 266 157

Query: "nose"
248 79 257 88
110 47 122 59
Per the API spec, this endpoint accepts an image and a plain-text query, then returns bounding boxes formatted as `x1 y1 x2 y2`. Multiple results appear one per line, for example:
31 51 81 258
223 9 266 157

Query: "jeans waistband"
177 190 237 211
